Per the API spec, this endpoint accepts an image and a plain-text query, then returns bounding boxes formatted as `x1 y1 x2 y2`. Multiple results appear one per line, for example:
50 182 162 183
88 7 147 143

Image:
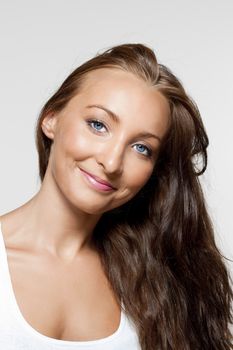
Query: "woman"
0 43 232 350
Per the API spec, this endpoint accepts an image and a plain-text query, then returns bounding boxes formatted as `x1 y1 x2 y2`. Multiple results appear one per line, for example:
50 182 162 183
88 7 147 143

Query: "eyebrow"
86 104 162 143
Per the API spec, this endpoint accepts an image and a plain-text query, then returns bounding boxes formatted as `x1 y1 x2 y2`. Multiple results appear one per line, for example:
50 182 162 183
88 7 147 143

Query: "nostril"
94 150 125 181
96 160 124 177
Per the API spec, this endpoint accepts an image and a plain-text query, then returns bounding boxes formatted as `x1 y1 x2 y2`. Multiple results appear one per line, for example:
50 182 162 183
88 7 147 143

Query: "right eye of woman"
86 119 108 134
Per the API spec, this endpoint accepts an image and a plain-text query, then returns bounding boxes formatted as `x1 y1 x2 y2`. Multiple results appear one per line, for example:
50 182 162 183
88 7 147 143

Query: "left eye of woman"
133 144 152 157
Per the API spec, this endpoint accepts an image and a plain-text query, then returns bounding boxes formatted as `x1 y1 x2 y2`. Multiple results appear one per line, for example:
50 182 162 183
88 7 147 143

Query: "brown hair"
35 43 233 349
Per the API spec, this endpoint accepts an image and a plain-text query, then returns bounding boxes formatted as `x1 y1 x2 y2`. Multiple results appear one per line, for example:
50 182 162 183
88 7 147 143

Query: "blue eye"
134 144 152 157
87 119 107 133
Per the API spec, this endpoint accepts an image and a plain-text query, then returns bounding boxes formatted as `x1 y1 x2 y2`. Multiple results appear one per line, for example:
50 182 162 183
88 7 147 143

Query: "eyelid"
86 118 109 134
134 144 152 158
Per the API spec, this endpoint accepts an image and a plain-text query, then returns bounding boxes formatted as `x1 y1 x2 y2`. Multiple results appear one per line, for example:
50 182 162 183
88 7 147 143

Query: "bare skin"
0 67 170 341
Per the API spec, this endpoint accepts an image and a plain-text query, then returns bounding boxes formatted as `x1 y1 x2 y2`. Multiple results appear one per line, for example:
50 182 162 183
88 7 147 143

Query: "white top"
0 221 141 350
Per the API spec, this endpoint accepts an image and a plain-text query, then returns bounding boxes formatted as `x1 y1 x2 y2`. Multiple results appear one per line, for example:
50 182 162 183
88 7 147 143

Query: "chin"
71 199 108 216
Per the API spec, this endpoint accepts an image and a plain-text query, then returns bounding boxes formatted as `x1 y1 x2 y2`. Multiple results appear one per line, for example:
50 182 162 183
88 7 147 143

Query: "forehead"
80 67 163 104
66 68 171 137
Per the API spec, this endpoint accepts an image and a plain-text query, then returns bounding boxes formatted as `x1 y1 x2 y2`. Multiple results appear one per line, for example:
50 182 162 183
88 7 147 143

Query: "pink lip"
79 168 116 191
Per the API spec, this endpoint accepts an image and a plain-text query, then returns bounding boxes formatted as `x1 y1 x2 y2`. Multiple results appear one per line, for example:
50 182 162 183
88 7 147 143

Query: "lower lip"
79 169 115 192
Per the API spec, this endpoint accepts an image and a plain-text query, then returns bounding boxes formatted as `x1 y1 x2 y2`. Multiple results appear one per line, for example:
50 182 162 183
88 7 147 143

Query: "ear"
41 112 58 140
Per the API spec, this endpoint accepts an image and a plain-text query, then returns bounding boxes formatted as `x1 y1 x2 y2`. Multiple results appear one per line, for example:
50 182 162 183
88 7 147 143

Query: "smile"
79 168 116 192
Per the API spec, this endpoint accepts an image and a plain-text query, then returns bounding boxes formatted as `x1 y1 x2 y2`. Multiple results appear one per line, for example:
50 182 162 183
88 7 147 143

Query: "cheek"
125 148 155 185
123 164 154 196
109 165 154 211
134 169 152 189
61 124 95 159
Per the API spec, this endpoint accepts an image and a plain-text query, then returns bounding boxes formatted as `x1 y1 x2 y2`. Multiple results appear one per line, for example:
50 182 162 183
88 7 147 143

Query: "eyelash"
86 119 153 158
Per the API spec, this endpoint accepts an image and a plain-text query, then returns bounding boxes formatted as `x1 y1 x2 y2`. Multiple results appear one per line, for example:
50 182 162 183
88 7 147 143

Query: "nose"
95 139 125 176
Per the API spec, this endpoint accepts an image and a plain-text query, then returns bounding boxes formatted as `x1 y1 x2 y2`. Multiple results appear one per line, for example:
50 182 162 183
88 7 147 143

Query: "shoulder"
0 202 33 234
0 211 22 244
0 208 24 234
0 213 12 233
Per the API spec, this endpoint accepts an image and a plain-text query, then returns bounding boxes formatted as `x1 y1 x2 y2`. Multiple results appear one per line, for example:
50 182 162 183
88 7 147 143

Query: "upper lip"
79 168 117 189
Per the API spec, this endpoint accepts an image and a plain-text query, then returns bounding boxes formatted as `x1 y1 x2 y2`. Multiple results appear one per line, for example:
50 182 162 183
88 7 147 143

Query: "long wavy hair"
35 43 233 349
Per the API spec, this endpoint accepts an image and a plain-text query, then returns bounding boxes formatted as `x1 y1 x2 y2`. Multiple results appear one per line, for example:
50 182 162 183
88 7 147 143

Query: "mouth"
79 168 117 192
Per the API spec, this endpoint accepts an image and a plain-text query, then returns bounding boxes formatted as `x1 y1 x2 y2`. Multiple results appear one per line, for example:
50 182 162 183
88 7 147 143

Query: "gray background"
0 0 232 277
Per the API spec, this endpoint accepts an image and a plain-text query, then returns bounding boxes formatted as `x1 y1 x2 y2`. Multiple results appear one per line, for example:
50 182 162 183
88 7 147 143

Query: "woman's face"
42 68 170 215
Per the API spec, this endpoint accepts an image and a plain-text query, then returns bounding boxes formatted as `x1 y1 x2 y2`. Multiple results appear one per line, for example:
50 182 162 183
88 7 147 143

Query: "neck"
6 167 102 261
